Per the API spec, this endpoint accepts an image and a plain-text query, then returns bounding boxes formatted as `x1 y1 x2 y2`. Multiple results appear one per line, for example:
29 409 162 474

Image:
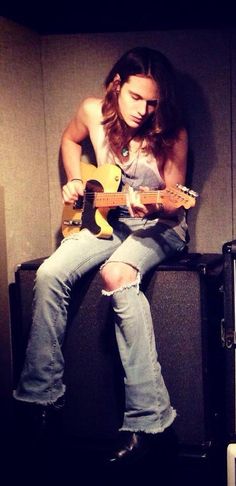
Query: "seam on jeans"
39 246 119 402
45 245 121 400
138 290 169 426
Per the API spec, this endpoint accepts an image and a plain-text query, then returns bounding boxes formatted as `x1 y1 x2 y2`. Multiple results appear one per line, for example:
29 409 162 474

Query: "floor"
3 414 228 486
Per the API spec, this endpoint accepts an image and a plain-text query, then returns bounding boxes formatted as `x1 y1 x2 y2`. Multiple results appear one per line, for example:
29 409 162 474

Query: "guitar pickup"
63 220 82 227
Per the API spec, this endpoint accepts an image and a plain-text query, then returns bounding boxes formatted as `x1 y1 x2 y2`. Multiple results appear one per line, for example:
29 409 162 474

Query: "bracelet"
70 178 83 183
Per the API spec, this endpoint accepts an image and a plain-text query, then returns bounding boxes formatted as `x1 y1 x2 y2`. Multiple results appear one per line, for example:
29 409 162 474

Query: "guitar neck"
94 191 161 208
91 185 196 210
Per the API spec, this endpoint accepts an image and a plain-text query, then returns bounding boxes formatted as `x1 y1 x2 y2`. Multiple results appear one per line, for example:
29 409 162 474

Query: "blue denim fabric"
14 216 186 433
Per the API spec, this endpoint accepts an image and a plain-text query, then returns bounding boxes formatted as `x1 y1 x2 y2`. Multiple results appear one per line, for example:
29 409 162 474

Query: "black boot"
12 395 65 443
108 431 151 464
108 427 178 465
9 398 64 485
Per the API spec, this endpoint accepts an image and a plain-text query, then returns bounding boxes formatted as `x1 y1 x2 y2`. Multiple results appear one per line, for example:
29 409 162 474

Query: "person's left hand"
127 186 157 218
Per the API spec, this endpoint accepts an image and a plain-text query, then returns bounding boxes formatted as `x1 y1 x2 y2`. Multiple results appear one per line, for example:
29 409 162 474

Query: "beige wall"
0 18 52 286
232 32 236 238
0 186 12 396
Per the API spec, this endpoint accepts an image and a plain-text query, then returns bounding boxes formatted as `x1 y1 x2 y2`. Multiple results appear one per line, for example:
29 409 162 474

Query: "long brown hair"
102 47 184 159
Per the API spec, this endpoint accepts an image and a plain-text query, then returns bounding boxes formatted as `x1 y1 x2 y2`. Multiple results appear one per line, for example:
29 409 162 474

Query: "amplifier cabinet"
12 253 224 449
223 240 236 441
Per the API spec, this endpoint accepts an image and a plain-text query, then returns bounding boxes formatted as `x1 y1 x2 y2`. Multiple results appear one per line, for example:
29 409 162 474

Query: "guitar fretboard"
93 191 161 207
92 187 195 209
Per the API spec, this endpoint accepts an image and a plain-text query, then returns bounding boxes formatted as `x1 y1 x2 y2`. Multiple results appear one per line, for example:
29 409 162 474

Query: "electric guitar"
62 162 198 239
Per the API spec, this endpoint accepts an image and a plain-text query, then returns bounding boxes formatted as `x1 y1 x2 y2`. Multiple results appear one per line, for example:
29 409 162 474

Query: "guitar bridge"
63 220 82 227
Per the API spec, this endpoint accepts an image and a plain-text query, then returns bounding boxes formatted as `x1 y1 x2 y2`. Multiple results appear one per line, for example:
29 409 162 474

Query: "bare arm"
130 128 188 218
61 97 100 203
159 127 188 216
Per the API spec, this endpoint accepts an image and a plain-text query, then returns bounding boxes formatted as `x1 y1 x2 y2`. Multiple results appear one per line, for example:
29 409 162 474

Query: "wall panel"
0 18 51 283
232 31 236 239
0 186 12 397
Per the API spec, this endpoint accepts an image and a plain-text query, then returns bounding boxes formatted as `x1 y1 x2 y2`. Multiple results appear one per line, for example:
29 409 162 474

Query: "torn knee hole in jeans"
101 271 141 296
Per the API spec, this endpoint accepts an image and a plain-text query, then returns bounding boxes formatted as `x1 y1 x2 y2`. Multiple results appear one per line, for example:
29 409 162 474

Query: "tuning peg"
176 184 189 193
188 189 199 198
176 184 199 198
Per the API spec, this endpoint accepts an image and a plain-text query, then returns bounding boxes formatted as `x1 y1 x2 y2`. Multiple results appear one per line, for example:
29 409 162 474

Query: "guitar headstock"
164 184 199 209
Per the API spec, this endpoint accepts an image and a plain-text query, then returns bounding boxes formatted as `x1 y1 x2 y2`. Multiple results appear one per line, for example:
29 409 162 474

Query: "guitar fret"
139 193 159 204
95 194 126 207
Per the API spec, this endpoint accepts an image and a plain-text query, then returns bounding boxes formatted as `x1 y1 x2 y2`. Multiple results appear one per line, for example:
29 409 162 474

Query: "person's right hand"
62 180 84 204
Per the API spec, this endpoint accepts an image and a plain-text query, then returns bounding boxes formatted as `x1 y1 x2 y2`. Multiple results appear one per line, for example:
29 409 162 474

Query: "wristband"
70 178 83 183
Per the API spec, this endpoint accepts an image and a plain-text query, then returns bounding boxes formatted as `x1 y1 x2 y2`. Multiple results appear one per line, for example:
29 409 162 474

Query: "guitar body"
62 162 121 239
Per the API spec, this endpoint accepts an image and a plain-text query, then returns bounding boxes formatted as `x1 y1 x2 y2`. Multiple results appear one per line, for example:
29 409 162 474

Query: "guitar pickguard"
80 179 103 235
62 162 122 238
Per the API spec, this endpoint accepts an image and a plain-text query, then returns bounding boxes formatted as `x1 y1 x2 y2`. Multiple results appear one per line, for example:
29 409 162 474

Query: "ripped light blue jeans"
14 215 186 434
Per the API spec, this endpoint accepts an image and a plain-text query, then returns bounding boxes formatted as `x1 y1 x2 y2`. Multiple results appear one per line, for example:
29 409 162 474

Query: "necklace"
121 138 143 160
121 146 129 158
120 146 141 189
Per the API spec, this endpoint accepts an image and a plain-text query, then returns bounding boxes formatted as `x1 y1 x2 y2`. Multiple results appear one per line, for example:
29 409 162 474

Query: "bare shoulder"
162 127 188 185
167 127 188 158
77 97 103 125
175 127 188 148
